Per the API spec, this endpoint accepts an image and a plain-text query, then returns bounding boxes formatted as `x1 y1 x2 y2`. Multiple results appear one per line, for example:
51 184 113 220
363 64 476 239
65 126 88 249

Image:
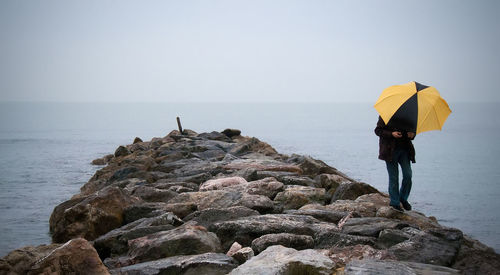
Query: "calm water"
0 102 499 256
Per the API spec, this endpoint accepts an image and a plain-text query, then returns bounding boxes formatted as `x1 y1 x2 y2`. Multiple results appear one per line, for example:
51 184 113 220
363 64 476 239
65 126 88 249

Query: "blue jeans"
385 148 412 206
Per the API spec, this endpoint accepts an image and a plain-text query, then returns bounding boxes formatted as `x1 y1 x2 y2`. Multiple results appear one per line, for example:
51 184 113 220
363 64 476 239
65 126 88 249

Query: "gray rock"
278 176 318 187
287 155 338 176
128 222 222 264
314 231 376 249
198 131 233 142
93 212 183 258
110 252 237 275
209 214 332 250
331 182 379 202
344 259 461 275
452 234 500 275
375 229 411 249
229 245 334 275
184 206 259 228
388 227 463 266
341 217 410 238
284 209 352 224
131 186 178 202
109 166 140 182
251 233 314 254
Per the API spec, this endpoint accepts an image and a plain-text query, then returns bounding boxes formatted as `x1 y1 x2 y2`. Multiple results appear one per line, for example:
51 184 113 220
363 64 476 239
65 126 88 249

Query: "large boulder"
326 245 395 269
340 217 410 238
274 185 326 210
452 235 500 275
127 222 222 264
28 238 109 275
93 212 183 258
0 243 61 274
251 233 314 254
109 252 237 275
229 245 334 275
330 182 379 202
183 206 260 228
208 214 334 250
50 187 139 243
199 177 248 191
388 227 464 266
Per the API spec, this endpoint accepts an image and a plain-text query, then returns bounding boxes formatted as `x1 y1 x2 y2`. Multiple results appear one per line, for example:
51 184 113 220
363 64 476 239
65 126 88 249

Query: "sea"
0 102 499 256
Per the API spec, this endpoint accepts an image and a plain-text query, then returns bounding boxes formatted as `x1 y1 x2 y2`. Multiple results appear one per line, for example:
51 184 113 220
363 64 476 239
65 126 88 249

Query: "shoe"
400 201 412 211
390 204 404 213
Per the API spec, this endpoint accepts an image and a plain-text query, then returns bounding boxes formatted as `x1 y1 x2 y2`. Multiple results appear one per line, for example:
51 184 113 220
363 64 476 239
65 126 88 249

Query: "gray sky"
0 0 499 103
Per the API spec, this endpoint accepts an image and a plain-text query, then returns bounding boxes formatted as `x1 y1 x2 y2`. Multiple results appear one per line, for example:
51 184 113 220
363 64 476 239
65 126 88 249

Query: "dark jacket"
374 116 416 163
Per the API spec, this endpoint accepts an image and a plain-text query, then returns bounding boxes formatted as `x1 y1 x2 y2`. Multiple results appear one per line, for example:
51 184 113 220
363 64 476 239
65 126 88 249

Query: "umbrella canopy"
374 81 451 134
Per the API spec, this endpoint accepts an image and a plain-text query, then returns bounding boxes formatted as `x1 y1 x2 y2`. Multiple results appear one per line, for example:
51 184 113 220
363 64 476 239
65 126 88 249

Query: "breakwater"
1 129 499 274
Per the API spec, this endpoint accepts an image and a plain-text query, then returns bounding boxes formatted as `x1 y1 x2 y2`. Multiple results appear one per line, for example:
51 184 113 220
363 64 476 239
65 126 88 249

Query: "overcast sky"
0 0 498 103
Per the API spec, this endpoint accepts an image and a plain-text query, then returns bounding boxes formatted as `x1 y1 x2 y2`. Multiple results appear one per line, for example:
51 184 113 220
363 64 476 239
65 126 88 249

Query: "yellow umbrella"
374 81 451 134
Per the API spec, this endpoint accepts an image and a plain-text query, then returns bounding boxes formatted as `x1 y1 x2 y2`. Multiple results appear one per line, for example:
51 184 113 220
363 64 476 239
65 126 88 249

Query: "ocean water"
0 102 499 256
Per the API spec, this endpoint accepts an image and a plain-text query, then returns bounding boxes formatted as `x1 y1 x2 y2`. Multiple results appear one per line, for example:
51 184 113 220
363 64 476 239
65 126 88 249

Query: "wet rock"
109 252 237 275
50 187 139 243
326 245 395 269
341 217 410 238
251 233 314 254
229 245 334 275
127 222 222 264
222 128 241 138
330 182 379 202
344 259 461 275
184 206 259 228
93 212 183 258
199 176 248 191
28 238 109 275
115 145 131 157
274 185 326 210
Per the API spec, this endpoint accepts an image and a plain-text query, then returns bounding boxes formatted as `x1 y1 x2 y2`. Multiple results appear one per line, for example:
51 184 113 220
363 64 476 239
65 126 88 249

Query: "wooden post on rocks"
176 117 184 135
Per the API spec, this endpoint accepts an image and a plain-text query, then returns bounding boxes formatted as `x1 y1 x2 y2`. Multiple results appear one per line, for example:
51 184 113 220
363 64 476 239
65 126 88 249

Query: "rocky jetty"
1 129 499 275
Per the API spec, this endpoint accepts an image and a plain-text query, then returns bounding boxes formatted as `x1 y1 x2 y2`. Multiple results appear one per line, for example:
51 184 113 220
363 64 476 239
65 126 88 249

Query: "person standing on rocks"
374 116 415 212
